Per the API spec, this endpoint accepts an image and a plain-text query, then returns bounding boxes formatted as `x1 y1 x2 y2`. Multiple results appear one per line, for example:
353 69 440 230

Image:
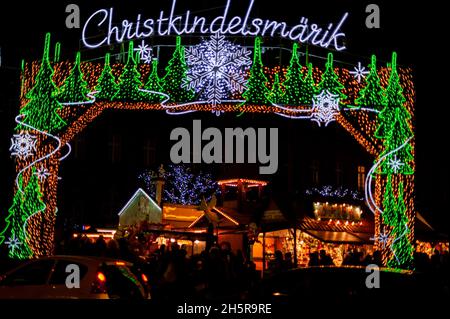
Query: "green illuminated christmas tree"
387 182 413 269
242 37 271 105
381 174 396 226
21 168 46 228
301 63 317 104
161 36 194 103
0 173 43 259
95 53 119 100
317 53 347 101
282 43 304 105
268 73 283 104
378 108 414 175
113 42 148 101
57 52 90 103
375 52 405 139
0 176 24 246
144 59 165 102
18 33 66 133
355 55 385 110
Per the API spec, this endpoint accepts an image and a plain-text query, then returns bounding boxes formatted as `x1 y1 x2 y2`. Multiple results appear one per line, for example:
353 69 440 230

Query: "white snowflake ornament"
350 62 369 83
5 235 22 253
184 33 252 109
387 155 405 173
135 40 152 61
10 132 37 159
311 90 340 127
371 229 390 248
35 166 51 181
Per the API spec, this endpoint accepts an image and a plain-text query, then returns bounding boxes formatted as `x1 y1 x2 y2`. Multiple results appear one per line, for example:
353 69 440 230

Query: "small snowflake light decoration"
134 40 152 62
184 33 252 113
349 62 369 83
311 90 340 127
5 235 22 253
10 131 37 158
35 166 51 181
387 155 405 173
371 228 390 248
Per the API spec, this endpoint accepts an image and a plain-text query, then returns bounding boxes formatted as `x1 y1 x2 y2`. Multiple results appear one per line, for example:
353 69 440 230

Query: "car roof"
36 255 133 267
268 265 414 275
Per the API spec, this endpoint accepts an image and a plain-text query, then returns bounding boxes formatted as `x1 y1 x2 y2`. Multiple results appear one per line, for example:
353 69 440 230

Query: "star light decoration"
184 33 252 114
134 40 152 64
387 155 405 173
371 228 390 248
311 90 340 127
349 62 369 83
9 131 37 158
4 235 22 253
35 166 51 181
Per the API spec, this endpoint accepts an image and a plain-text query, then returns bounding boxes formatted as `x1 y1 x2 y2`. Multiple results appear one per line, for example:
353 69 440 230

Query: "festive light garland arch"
1 33 416 269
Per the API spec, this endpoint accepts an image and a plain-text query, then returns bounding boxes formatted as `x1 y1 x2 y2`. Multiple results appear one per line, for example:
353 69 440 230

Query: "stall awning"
305 230 368 244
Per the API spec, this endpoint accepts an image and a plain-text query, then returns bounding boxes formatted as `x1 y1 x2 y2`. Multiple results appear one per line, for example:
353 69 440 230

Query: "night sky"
0 0 448 235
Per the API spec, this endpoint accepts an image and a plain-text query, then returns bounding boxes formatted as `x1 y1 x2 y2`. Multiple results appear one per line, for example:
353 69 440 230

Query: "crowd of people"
56 235 449 300
59 235 261 300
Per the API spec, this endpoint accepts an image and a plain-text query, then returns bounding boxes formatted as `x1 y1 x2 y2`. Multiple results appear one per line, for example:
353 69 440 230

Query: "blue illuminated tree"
139 165 219 205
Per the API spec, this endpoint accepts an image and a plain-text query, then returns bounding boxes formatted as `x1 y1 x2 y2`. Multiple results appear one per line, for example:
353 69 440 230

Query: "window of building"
357 165 365 191
336 162 343 186
311 160 319 185
108 135 122 163
143 138 156 166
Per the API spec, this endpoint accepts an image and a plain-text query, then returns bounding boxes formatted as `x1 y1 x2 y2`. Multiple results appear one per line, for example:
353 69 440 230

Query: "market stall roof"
298 216 374 234
305 230 368 244
117 188 162 226
162 203 203 228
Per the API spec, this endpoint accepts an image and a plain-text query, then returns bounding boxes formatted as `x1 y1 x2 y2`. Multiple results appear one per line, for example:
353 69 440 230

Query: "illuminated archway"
1 33 416 269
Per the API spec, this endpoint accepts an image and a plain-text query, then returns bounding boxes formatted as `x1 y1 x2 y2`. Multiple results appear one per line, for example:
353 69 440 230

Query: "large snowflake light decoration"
10 131 37 158
311 90 340 127
184 33 252 113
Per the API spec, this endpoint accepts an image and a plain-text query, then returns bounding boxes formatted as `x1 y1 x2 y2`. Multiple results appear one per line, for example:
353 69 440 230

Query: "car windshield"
1 260 55 286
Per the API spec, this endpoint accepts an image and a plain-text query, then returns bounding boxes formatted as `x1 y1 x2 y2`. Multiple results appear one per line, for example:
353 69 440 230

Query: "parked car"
0 255 150 299
261 266 447 305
